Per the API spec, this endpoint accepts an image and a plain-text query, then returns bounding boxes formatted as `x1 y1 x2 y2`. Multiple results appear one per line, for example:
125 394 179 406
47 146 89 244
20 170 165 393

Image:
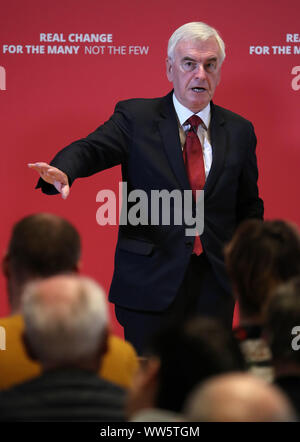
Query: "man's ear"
22 332 38 362
142 357 160 388
166 57 173 81
73 259 82 274
2 253 10 279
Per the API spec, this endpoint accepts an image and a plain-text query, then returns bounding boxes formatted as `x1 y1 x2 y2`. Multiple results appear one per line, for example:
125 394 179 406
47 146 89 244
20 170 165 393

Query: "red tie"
183 115 206 255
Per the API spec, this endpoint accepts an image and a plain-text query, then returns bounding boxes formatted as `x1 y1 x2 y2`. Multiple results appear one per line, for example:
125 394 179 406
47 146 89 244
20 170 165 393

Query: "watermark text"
96 182 204 236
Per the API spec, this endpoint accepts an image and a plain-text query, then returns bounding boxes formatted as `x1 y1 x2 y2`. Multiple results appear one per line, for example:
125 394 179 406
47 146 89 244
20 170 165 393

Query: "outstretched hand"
28 162 70 199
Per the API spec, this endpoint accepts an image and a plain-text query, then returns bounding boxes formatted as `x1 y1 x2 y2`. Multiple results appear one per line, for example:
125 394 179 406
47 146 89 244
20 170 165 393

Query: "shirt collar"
172 92 211 130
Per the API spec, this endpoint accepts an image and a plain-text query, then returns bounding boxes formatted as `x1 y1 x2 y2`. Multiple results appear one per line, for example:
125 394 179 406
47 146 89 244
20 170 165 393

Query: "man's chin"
187 99 210 113
184 90 211 112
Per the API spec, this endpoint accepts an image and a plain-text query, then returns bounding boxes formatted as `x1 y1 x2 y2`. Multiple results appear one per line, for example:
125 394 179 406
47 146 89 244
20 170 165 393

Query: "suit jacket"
0 368 125 422
38 91 264 312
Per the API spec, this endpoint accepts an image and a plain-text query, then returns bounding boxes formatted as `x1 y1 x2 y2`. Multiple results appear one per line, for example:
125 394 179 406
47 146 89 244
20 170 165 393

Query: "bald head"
22 275 108 369
185 373 296 422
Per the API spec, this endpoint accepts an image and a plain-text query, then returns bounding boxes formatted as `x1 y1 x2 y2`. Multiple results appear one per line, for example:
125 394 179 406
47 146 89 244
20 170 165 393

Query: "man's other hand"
28 162 70 199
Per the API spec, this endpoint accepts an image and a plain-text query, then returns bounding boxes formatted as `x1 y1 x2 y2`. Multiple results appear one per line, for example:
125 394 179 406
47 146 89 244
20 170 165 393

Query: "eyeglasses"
180 59 218 74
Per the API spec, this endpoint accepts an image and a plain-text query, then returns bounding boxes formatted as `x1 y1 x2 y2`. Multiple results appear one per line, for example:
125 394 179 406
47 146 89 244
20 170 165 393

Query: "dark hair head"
224 219 300 317
144 316 245 413
265 277 300 365
7 213 81 282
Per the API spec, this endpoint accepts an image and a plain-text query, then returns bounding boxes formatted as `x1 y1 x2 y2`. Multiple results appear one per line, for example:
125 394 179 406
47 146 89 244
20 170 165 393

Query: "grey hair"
22 276 108 364
167 22 225 63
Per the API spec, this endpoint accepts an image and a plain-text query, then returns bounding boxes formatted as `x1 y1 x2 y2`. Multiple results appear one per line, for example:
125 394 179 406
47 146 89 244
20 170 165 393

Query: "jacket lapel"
157 92 191 191
204 102 227 199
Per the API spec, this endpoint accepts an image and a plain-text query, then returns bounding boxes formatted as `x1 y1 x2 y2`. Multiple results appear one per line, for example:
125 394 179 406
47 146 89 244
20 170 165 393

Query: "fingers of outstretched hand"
53 180 70 199
28 162 51 174
47 168 68 184
28 162 69 198
61 184 70 200
28 162 68 185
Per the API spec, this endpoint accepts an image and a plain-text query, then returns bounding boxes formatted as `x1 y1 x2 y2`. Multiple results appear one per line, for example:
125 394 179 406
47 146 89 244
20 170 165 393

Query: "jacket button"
185 241 193 247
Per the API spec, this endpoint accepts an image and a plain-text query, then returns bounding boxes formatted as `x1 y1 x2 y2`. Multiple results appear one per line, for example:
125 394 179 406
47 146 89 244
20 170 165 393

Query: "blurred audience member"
127 316 245 420
0 213 138 390
0 275 125 421
265 277 300 416
225 219 300 381
185 373 296 422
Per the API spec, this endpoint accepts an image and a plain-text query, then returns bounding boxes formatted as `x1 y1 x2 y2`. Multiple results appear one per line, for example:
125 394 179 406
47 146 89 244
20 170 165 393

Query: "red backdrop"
1 0 299 336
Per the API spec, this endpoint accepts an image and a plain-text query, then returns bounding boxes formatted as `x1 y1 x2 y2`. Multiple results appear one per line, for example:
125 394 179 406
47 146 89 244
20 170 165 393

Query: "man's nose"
194 64 207 80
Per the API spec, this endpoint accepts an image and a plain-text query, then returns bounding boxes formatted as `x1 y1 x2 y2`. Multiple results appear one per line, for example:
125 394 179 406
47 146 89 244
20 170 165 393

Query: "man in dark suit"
29 22 264 353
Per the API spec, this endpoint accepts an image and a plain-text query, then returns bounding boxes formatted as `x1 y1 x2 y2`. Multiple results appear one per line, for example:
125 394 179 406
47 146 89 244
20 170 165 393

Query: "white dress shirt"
172 93 213 178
